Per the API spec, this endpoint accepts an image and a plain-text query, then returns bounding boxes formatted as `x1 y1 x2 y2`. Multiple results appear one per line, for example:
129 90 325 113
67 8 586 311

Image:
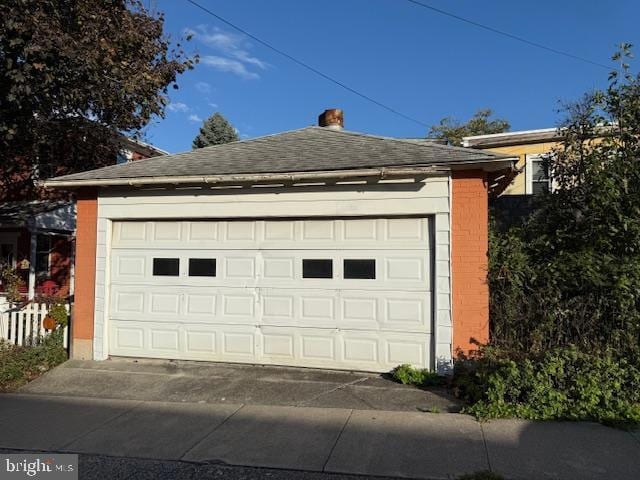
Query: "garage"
108 217 433 372
45 116 515 372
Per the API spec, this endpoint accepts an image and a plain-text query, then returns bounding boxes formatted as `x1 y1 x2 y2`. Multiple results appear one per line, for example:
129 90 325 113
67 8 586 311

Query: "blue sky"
143 0 639 153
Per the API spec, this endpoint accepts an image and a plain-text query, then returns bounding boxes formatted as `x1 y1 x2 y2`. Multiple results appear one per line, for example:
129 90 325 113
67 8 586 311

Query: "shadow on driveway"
1 394 638 480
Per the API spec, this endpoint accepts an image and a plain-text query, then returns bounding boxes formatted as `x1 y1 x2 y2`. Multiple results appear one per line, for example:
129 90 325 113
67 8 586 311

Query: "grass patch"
391 364 445 387
0 330 67 392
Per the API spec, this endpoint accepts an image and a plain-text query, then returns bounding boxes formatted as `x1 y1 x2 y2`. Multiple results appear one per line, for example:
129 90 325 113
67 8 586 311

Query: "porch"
0 200 75 299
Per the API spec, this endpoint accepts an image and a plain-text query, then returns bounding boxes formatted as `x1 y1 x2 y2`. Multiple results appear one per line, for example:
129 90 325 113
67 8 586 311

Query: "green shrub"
488 47 640 359
454 346 640 427
0 330 67 392
392 364 444 387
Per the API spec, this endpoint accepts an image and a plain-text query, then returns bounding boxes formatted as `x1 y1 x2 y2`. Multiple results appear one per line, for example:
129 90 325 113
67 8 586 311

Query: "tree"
429 109 510 146
489 44 640 357
0 0 195 201
192 113 239 149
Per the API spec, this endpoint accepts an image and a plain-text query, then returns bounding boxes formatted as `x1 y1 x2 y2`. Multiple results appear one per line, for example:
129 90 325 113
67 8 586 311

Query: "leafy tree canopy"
0 0 195 201
192 112 239 149
429 109 510 146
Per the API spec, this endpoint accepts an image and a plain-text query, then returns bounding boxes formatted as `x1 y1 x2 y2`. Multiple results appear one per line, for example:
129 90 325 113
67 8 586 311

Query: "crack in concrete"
295 377 370 407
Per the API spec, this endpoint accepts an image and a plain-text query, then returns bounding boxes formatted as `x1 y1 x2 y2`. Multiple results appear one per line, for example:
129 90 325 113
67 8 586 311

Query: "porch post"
28 231 37 300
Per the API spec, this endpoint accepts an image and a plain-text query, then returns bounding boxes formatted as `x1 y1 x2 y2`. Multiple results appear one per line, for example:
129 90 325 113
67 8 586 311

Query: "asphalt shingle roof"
48 127 512 183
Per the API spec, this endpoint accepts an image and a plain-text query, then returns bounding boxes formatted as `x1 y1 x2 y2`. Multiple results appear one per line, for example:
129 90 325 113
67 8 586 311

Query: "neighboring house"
462 128 562 196
44 109 517 373
0 201 75 299
0 139 166 302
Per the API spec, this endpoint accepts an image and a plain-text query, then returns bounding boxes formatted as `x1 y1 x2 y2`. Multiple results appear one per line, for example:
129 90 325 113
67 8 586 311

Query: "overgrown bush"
0 330 67 392
392 364 444 387
454 346 640 427
488 45 640 358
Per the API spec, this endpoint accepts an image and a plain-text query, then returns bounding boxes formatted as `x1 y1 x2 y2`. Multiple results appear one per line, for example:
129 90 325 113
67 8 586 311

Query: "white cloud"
167 102 189 113
208 102 218 108
195 81 212 94
187 25 267 79
188 114 203 123
201 56 259 80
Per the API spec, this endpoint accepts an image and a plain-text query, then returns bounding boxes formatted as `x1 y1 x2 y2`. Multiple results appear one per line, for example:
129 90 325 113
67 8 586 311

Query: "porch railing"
0 299 69 349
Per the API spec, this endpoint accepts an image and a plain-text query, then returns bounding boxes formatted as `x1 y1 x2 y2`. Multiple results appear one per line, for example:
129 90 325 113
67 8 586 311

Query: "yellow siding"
485 142 560 195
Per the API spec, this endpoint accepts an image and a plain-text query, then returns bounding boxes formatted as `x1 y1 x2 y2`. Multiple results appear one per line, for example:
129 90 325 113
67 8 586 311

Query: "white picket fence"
0 299 69 349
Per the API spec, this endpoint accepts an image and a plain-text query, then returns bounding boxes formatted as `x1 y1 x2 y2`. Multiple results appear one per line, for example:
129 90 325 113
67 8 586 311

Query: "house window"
344 259 376 279
0 242 16 267
189 258 216 277
302 259 333 279
526 154 551 195
153 258 179 276
35 235 52 280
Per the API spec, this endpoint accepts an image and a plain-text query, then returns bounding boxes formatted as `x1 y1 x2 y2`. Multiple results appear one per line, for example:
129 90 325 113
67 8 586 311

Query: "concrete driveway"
18 358 462 412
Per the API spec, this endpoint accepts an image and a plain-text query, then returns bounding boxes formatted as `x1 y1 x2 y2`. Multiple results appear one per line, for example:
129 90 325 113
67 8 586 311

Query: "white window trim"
525 153 553 195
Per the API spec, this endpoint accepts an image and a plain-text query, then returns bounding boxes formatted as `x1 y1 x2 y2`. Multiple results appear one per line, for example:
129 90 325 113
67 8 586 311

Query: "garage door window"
344 259 376 279
302 259 333 278
189 258 216 277
153 258 179 276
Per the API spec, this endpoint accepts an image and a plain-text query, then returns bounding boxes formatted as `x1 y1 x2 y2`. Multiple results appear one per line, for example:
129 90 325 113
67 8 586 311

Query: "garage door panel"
185 330 217 354
264 221 295 241
386 335 427 366
112 218 431 251
262 331 295 359
341 296 378 323
224 221 257 241
112 324 145 351
150 329 180 352
109 217 435 371
152 221 183 242
109 320 260 362
223 331 255 356
222 293 255 317
185 294 216 316
114 255 146 279
262 257 295 280
112 291 145 314
115 221 147 242
343 336 378 363
149 292 180 315
382 293 432 332
187 221 219 241
257 327 429 371
223 256 256 279
261 294 295 322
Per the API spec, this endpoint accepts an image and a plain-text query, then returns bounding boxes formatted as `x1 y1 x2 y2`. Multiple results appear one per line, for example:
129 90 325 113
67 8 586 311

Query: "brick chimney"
318 109 344 130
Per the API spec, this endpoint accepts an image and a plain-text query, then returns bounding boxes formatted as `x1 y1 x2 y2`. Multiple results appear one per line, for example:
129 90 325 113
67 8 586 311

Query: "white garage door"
108 217 433 372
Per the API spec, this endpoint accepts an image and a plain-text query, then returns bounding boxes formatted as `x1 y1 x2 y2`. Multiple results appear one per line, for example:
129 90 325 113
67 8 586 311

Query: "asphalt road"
1 449 398 480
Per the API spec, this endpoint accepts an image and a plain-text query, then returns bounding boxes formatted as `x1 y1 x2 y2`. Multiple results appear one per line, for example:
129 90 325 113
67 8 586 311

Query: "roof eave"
41 166 445 189
42 159 516 189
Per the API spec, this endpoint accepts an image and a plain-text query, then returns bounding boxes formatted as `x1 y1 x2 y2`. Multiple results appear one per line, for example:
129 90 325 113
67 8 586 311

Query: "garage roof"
45 126 513 187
